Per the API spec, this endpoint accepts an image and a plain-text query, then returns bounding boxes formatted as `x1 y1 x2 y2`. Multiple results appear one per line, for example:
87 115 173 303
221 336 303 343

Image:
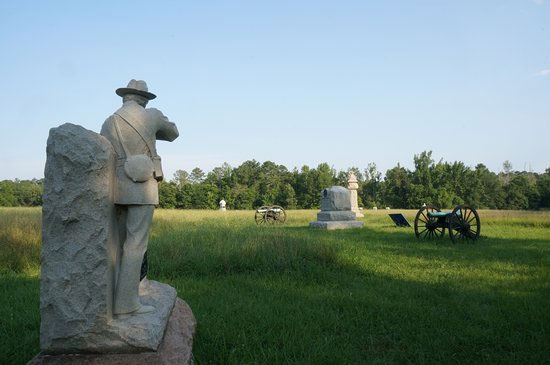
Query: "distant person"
101 79 179 315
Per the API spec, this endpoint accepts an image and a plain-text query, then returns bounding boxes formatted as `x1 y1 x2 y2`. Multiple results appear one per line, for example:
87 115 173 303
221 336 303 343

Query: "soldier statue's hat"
116 79 157 100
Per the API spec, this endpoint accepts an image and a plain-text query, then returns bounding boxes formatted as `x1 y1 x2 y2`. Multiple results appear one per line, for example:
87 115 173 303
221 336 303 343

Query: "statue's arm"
156 122 179 142
151 109 179 142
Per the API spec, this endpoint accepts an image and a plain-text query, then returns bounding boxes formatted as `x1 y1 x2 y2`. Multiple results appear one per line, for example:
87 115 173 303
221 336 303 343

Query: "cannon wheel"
270 205 286 224
255 206 270 225
449 205 480 243
414 205 445 239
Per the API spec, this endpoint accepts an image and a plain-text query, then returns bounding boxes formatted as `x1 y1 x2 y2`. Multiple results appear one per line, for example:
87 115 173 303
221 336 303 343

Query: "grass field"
1 207 549 364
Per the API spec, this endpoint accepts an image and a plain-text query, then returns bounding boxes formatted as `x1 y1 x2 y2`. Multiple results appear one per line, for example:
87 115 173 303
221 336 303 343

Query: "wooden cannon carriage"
414 204 480 243
255 205 287 225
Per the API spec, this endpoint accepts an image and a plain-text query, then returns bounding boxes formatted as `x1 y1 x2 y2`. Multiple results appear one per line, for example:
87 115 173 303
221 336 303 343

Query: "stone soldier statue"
101 79 179 315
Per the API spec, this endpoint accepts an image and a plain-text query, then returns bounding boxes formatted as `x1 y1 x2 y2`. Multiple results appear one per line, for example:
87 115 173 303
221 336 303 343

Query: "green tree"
175 183 193 209
361 163 381 208
383 164 410 208
315 163 335 193
189 167 205 184
505 174 530 210
13 180 43 206
233 160 261 187
536 168 550 208
430 161 454 208
190 183 218 209
447 161 473 207
276 183 297 209
293 165 316 208
205 162 233 204
473 164 505 209
502 160 513 185
0 180 17 206
229 183 256 210
173 170 189 187
158 181 178 208
254 161 284 207
408 151 435 207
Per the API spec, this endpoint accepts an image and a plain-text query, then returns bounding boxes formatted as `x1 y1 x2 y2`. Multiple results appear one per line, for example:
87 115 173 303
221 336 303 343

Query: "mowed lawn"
1 208 549 364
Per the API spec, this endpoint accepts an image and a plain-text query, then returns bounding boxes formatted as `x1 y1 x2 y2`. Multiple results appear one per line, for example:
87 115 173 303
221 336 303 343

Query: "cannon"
255 205 286 225
414 204 480 243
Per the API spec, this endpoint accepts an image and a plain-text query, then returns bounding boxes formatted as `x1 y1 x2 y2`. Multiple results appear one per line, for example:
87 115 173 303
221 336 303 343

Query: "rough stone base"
41 280 177 354
352 210 364 218
309 221 364 230
28 298 196 365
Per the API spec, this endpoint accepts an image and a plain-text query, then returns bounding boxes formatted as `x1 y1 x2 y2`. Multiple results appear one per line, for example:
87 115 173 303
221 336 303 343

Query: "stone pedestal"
309 220 364 230
28 298 196 365
309 186 364 230
39 123 183 355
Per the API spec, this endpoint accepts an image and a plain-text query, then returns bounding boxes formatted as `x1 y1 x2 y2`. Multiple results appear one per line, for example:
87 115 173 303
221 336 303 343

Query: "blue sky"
1 0 549 180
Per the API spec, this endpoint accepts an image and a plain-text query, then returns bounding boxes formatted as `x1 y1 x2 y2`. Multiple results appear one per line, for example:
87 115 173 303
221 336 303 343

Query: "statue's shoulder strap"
113 115 129 158
114 110 157 158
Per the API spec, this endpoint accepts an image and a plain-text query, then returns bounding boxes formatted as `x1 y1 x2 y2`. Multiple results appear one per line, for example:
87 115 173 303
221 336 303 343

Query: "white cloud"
536 69 550 76
533 0 544 5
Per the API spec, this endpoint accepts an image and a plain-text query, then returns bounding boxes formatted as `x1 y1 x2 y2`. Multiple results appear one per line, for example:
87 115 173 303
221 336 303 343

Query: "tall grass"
1 208 549 364
0 208 41 363
0 208 41 275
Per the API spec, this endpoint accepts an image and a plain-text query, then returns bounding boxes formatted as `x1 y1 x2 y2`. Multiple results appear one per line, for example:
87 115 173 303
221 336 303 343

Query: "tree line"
2 151 549 210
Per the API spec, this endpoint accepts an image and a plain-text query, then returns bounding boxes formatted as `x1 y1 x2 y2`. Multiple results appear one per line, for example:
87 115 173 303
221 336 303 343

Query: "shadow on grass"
0 273 40 365
148 223 549 363
167 256 550 363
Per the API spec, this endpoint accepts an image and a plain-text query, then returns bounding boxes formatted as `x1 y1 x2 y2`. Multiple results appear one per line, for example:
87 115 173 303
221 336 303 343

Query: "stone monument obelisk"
347 172 364 218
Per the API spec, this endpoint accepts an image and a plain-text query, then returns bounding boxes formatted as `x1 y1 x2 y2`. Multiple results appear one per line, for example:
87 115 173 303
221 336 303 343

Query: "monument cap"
116 79 157 100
